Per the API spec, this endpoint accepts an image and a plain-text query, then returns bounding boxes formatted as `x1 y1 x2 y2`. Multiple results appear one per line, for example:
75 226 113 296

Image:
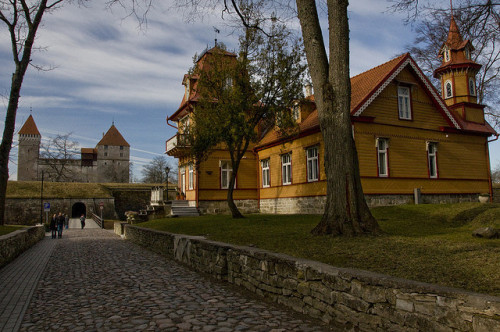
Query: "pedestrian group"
50 213 86 239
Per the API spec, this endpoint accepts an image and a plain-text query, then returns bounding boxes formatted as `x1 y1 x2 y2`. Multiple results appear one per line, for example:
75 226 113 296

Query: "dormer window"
292 104 300 121
469 78 476 96
185 80 190 99
445 80 453 99
464 47 470 60
444 48 451 62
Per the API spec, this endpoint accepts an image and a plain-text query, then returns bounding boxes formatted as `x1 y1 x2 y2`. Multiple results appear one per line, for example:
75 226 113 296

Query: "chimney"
305 83 313 97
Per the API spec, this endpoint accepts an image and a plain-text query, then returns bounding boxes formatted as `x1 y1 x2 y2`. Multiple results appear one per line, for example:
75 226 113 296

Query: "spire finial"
213 26 220 47
450 0 454 16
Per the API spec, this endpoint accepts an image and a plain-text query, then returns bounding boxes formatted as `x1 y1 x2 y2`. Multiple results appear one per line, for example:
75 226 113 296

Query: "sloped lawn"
0 225 26 236
140 203 500 296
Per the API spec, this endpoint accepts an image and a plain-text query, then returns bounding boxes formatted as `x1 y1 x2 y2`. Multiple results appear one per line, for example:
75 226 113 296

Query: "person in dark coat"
50 214 57 239
57 212 65 238
80 214 85 229
64 214 69 229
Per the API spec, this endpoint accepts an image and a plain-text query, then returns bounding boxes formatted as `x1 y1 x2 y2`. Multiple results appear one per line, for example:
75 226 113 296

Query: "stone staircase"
171 200 200 217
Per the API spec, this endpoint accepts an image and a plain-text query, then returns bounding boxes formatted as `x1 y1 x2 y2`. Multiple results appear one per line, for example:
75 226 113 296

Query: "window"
469 78 476 96
427 142 438 178
398 86 411 120
444 49 450 62
120 146 123 150
377 138 389 177
220 161 234 189
104 152 108 157
306 146 319 182
188 164 194 190
225 77 233 89
281 153 292 185
120 153 123 157
104 145 108 150
464 47 470 60
445 80 453 98
292 104 300 121
261 159 270 188
185 79 190 99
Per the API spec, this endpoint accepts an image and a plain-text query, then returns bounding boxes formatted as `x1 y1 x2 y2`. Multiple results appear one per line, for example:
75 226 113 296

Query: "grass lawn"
0 225 26 236
139 202 500 296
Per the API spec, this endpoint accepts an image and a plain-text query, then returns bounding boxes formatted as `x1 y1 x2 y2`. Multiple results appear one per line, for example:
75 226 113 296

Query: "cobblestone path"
18 229 332 331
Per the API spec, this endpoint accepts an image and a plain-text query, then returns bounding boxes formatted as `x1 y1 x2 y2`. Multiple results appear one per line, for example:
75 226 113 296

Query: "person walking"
64 214 69 229
57 212 65 238
50 214 57 239
80 214 86 229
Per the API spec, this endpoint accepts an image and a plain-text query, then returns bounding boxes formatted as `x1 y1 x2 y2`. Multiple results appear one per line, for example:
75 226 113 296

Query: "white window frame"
292 104 300 121
261 159 270 188
281 153 292 185
306 146 319 182
220 160 234 189
185 79 190 99
469 78 476 96
444 48 450 62
377 138 389 177
427 142 438 179
398 86 412 120
188 164 194 190
445 80 453 99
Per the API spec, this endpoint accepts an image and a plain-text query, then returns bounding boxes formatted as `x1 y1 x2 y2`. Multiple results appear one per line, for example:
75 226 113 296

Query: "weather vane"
213 26 220 47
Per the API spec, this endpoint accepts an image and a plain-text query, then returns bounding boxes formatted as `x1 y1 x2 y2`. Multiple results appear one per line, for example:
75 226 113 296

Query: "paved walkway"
0 228 332 331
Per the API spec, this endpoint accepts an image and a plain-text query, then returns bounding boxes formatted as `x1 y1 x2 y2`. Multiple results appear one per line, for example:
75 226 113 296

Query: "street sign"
43 202 50 212
99 202 104 210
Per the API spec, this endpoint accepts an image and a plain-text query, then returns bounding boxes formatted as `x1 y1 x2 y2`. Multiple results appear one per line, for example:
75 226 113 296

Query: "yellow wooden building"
166 17 496 214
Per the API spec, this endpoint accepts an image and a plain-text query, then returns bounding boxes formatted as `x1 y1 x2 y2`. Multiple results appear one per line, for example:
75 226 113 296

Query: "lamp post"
40 170 44 225
165 166 170 202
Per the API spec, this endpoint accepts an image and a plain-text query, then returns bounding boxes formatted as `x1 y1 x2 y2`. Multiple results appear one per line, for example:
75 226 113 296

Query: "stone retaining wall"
124 225 500 331
0 225 45 268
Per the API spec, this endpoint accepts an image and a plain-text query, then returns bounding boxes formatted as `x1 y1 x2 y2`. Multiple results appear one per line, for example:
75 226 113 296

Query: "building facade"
165 18 496 214
17 117 130 183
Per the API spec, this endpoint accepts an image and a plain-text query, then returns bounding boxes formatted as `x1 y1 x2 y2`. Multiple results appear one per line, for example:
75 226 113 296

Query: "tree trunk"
296 0 381 236
0 68 26 225
227 159 243 218
0 0 48 225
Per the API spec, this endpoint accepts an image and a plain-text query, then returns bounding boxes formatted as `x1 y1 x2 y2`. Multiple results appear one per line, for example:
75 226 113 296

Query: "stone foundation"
0 225 45 268
260 194 482 214
197 199 259 214
124 225 500 331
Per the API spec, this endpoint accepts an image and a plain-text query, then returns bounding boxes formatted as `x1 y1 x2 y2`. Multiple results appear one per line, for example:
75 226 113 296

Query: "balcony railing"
165 133 189 155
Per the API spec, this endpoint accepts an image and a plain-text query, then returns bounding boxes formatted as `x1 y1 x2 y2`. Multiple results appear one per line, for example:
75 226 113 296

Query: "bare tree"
389 0 500 127
141 155 174 183
0 0 82 224
39 133 79 182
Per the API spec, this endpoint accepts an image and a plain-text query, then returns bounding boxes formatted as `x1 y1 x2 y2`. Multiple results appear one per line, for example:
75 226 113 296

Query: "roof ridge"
350 53 409 80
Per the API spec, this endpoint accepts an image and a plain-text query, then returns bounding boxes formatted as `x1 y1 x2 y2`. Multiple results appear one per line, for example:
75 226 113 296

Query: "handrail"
91 212 103 228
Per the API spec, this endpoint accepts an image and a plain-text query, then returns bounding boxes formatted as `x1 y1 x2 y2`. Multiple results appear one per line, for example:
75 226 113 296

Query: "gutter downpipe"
487 134 499 202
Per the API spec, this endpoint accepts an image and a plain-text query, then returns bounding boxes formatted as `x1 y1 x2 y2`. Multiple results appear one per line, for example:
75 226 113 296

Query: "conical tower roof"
18 115 40 136
96 124 130 147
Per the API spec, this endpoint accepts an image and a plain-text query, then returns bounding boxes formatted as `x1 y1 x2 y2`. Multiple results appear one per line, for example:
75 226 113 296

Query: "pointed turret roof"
18 115 40 136
96 124 130 147
445 16 468 50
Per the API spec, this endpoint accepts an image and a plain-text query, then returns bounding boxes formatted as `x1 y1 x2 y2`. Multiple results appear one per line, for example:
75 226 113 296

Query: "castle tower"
433 14 485 124
96 124 130 183
17 115 41 181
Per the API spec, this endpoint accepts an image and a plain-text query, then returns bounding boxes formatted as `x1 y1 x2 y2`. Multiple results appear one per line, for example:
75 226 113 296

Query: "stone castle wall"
123 225 500 331
4 198 116 225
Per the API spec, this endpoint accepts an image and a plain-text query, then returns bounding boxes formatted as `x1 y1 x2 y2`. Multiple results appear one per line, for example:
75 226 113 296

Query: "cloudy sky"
2 0 498 181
